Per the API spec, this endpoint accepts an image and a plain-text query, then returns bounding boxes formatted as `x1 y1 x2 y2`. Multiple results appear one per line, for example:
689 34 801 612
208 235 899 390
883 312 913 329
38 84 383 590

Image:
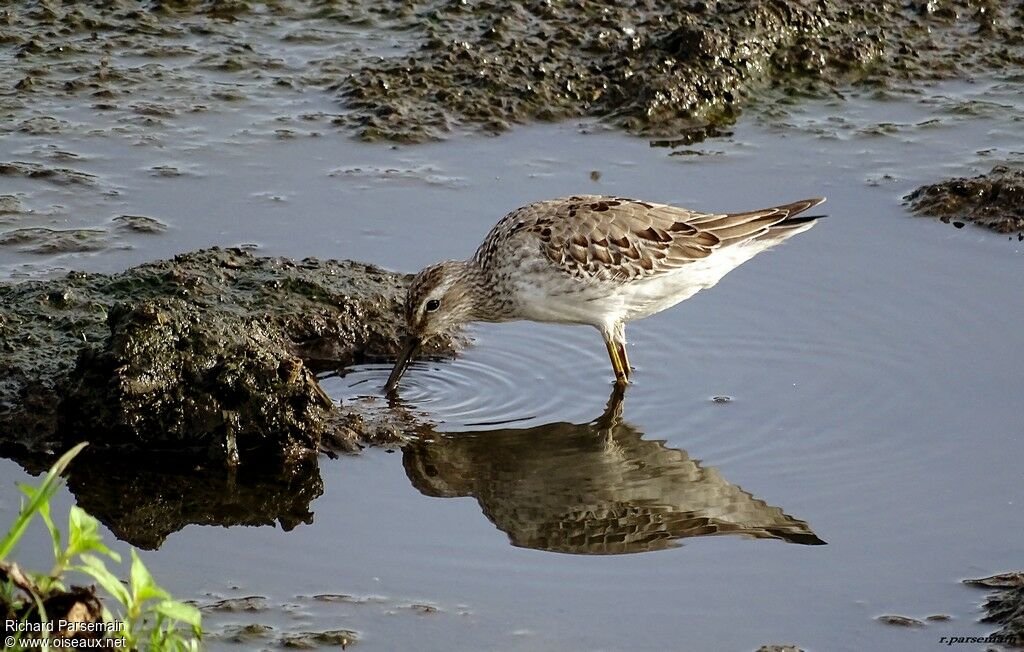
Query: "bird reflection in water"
402 386 825 555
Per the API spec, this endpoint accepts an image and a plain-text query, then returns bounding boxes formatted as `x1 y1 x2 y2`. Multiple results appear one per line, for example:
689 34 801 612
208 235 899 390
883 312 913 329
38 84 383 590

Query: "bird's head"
385 260 478 392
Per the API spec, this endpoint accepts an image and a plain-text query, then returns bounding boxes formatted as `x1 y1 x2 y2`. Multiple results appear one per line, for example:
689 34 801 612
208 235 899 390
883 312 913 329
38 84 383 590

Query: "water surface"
2 72 1023 650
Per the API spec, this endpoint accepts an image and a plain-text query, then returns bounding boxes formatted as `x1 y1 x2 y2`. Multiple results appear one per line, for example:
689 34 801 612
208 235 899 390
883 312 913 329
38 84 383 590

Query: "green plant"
1 442 202 651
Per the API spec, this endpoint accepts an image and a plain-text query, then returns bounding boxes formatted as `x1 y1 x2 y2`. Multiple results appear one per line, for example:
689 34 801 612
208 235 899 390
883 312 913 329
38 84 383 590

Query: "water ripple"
329 323 611 430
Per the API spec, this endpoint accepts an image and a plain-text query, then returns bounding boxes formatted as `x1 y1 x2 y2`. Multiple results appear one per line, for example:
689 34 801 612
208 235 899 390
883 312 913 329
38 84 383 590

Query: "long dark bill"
384 336 421 394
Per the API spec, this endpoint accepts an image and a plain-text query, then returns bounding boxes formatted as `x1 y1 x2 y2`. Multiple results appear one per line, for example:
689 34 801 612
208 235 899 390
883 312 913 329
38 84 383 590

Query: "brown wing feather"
476 196 824 282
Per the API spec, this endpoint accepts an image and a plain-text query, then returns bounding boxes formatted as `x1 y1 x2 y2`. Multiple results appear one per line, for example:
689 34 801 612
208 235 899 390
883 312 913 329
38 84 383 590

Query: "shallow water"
3 56 1024 652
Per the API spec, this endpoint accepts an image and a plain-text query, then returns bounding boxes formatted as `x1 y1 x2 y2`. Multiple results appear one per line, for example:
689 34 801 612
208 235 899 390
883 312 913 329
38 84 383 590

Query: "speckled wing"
475 195 824 282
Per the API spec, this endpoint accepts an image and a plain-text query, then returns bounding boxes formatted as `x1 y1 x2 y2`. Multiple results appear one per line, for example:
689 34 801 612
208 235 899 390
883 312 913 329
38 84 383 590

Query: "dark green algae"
0 248 457 466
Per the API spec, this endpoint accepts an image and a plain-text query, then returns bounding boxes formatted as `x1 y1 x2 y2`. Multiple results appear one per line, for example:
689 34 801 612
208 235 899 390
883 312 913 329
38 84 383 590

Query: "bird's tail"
757 197 827 240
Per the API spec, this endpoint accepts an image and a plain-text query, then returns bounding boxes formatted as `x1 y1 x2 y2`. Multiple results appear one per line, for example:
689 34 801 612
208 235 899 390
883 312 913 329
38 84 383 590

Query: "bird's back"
475 195 824 284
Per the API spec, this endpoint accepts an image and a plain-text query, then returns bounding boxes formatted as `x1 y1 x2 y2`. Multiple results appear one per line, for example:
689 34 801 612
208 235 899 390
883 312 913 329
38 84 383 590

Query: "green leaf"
75 554 130 607
135 583 171 605
66 506 119 562
153 600 202 629
129 549 159 600
38 498 61 565
18 484 61 563
0 442 88 560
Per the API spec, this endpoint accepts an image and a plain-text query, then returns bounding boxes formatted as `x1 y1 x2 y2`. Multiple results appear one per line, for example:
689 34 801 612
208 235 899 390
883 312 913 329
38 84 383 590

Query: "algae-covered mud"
0 247 457 465
3 1 1023 143
906 165 1024 237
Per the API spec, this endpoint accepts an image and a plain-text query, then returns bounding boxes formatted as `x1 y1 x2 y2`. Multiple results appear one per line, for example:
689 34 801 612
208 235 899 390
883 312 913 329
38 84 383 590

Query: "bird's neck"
456 258 515 323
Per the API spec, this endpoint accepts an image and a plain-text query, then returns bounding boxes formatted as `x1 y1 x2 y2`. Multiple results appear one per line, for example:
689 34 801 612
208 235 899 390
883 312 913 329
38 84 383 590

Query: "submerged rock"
905 166 1024 237
0 248 458 466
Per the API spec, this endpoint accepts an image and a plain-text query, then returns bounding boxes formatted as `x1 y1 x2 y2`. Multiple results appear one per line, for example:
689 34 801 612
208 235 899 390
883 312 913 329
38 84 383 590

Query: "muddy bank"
0 248 456 467
3 2 1022 144
905 165 1024 238
347 0 1024 140
345 0 1024 141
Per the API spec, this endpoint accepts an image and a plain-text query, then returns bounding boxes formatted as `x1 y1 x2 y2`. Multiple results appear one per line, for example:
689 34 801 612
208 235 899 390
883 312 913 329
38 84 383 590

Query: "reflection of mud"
403 389 824 555
905 165 1024 238
63 451 324 550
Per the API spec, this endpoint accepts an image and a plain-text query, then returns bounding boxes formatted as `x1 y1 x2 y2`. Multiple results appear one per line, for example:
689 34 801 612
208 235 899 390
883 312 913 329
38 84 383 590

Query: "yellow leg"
616 342 631 381
604 337 629 385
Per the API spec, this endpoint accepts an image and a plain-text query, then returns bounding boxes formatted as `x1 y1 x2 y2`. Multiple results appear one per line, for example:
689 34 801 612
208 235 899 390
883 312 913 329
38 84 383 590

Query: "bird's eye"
425 299 441 312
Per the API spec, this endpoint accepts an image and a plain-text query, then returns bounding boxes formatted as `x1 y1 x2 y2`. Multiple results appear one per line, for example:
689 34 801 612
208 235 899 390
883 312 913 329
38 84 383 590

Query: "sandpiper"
385 195 824 391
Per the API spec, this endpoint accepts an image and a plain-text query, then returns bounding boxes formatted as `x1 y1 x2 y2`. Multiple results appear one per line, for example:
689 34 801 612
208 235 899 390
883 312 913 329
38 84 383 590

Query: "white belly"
507 241 771 327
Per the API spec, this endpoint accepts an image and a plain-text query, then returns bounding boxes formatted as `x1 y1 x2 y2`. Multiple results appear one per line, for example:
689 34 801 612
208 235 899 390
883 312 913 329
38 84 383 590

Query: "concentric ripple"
327 322 614 430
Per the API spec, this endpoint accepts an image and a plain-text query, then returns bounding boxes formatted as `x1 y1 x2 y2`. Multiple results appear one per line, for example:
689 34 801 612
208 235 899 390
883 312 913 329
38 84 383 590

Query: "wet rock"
0 195 25 214
0 161 97 185
202 596 268 613
905 165 1024 236
220 623 275 644
112 214 168 234
0 227 110 254
980 588 1024 648
876 614 926 627
966 573 1024 589
280 629 358 649
966 572 1024 648
407 603 439 615
0 248 459 465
